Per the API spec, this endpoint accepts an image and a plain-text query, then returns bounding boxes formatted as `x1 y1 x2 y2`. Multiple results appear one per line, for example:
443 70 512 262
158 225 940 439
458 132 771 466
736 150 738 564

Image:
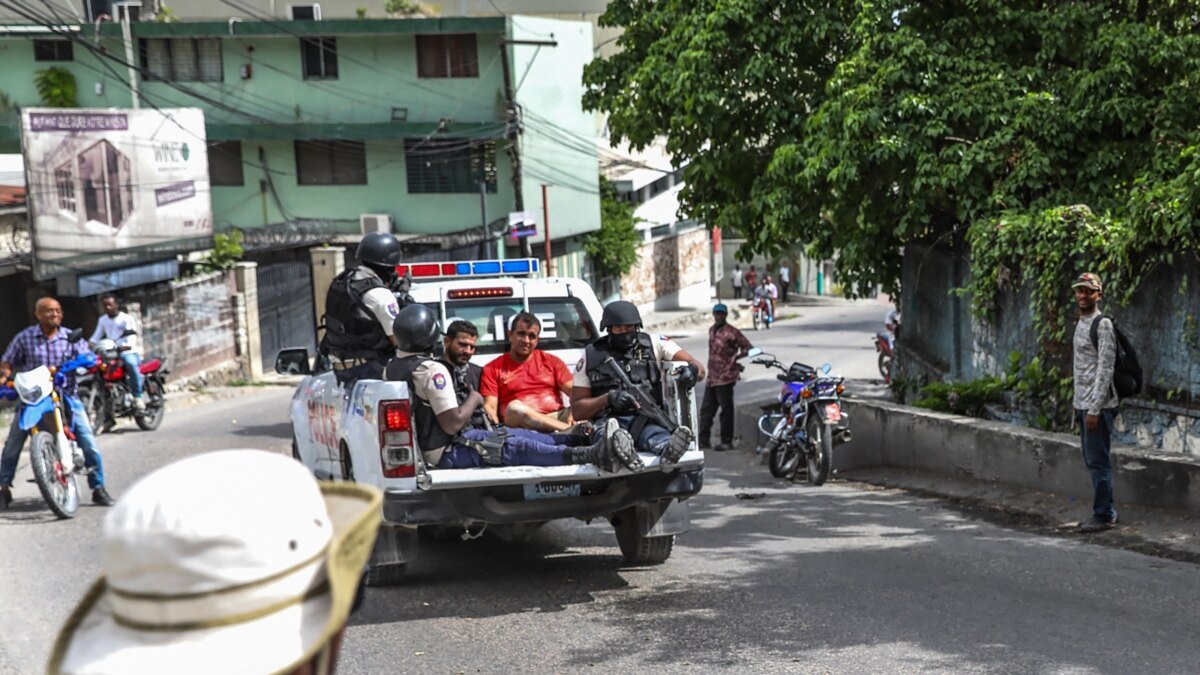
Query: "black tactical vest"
583 332 663 406
384 354 457 453
320 266 391 361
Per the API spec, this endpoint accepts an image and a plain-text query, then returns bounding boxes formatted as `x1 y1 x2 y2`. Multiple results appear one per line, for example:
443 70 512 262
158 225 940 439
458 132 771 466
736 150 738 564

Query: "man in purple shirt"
0 297 115 509
698 303 753 451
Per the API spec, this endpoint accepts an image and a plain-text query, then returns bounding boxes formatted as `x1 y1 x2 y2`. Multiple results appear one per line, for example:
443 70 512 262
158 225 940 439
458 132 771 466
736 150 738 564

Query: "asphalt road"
4 301 1200 673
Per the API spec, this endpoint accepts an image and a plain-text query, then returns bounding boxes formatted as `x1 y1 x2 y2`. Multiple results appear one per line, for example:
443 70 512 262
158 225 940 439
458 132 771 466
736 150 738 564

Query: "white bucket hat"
48 450 381 675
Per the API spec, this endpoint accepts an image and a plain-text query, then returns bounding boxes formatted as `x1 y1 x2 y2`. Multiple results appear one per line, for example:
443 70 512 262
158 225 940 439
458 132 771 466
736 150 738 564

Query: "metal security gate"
257 260 316 365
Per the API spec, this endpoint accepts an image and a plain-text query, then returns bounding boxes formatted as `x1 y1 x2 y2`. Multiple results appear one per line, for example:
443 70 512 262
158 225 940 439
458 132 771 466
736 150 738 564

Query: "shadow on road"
231 421 293 440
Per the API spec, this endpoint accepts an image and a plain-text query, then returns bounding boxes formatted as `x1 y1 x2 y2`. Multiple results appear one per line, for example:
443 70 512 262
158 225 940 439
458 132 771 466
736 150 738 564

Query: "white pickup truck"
275 258 704 585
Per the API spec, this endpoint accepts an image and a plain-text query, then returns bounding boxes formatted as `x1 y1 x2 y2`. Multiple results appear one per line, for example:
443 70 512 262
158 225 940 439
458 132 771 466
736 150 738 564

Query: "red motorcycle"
78 333 169 434
752 296 773 331
875 332 894 383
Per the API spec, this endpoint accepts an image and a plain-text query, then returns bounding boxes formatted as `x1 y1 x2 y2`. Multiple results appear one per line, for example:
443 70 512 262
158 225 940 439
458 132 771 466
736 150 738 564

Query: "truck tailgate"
421 449 705 490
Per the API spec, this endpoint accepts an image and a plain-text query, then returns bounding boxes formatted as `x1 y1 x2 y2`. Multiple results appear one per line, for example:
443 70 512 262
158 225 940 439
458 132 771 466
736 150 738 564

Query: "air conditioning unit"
287 3 321 20
360 213 392 234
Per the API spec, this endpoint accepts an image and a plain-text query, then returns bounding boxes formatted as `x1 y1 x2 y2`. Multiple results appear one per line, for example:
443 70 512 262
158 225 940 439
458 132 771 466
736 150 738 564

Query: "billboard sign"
20 107 213 281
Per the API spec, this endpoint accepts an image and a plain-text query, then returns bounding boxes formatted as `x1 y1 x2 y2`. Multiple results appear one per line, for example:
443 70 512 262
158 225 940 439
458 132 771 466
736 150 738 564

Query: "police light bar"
395 258 541 280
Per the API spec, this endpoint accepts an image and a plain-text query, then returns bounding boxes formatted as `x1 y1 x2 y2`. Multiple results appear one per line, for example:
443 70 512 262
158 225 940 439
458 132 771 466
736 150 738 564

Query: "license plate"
523 482 581 500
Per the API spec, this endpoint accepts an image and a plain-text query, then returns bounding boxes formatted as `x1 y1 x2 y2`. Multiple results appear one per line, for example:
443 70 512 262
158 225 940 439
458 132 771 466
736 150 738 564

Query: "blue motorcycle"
749 349 851 486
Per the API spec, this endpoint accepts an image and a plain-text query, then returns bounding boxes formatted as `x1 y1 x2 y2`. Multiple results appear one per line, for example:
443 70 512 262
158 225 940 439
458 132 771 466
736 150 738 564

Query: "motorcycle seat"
139 359 162 374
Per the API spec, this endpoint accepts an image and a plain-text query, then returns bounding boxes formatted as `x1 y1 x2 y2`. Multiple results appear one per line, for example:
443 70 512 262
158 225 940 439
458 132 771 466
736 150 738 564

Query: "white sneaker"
133 396 146 410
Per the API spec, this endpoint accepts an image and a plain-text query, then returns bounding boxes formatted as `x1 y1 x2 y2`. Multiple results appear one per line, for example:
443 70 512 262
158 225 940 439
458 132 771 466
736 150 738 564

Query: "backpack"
1089 315 1143 399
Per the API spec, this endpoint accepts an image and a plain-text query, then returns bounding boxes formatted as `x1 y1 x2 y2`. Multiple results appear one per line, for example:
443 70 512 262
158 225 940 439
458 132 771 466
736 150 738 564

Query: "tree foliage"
584 1 1200 305
34 67 77 108
585 176 641 277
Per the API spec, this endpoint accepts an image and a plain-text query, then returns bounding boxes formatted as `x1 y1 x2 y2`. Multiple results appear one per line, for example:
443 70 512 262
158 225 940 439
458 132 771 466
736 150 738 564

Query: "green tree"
196 231 245 273
584 176 641 278
584 0 1200 309
34 67 77 108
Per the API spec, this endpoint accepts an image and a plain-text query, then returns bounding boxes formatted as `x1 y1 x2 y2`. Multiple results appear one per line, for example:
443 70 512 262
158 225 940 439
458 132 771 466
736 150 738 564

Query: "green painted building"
0 11 601 271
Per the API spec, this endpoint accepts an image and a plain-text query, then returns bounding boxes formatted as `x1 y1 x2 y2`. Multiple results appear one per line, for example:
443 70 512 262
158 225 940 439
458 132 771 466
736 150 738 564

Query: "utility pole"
479 179 491 260
117 1 140 109
541 183 553 276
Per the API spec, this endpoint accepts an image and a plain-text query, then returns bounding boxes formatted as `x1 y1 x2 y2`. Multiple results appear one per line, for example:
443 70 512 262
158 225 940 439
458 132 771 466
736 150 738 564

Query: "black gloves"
608 389 638 414
674 363 700 391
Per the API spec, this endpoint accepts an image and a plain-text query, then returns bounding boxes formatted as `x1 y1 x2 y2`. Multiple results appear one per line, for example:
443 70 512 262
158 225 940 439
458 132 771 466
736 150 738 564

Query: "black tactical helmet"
356 232 402 268
600 300 643 330
393 304 441 353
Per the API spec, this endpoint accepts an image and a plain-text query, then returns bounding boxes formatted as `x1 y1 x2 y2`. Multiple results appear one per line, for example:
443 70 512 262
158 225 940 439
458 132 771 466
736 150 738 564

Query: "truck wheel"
613 509 674 565
363 562 407 587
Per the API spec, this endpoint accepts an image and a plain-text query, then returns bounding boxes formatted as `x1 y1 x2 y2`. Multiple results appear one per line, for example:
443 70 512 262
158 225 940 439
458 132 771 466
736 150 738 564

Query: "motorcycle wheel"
769 439 802 478
805 417 833 486
752 309 762 331
29 431 79 519
85 389 107 436
878 352 893 383
135 379 166 431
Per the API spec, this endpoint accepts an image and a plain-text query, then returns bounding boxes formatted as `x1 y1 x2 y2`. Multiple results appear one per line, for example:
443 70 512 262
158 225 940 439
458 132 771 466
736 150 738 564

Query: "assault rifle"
601 356 678 432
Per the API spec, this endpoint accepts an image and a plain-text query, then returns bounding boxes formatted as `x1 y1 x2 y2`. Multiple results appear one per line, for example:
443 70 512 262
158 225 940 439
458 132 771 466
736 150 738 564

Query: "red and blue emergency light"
394 258 541 280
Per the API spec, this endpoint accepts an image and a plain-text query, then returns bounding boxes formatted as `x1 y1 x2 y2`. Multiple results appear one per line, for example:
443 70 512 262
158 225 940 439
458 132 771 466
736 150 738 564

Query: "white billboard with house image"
20 108 212 280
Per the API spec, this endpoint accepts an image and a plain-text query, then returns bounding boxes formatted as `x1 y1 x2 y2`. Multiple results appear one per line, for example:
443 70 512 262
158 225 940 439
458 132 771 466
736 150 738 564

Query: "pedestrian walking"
744 265 758 301
698 303 753 451
778 262 791 302
1071 272 1120 533
731 265 744 300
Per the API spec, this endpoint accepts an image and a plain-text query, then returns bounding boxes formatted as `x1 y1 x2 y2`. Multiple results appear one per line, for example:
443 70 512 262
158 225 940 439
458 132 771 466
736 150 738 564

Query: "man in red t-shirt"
481 311 577 432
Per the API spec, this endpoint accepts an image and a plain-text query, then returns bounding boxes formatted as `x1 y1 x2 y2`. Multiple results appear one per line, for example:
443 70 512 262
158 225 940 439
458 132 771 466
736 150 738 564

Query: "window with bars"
300 37 338 80
55 164 76 212
139 38 223 82
33 40 73 61
208 141 245 186
415 34 479 78
405 139 496 194
295 140 367 185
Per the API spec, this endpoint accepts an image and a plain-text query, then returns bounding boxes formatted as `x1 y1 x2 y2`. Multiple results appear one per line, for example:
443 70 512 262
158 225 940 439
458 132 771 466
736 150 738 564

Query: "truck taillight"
379 400 415 478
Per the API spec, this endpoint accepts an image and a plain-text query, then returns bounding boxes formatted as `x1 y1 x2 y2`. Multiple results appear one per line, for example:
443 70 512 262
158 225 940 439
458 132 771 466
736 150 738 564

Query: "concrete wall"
125 271 240 382
621 226 710 312
734 395 1200 514
898 244 1200 452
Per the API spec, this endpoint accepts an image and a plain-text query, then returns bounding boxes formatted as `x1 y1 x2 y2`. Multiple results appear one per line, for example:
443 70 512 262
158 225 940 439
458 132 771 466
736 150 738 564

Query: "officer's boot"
566 419 642 472
654 426 695 470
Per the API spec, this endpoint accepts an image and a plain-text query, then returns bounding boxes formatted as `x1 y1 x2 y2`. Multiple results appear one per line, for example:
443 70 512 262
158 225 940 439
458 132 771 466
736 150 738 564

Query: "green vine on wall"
34 67 77 108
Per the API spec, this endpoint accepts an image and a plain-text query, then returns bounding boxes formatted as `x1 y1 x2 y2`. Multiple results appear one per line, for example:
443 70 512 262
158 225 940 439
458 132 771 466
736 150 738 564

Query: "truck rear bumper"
382 467 704 526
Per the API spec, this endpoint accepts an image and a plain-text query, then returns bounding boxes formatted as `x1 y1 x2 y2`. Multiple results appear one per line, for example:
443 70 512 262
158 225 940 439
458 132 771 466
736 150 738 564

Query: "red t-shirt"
480 350 572 419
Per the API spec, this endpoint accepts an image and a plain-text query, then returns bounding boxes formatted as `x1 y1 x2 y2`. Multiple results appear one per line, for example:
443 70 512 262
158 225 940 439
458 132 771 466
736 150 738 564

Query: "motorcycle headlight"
76 367 89 376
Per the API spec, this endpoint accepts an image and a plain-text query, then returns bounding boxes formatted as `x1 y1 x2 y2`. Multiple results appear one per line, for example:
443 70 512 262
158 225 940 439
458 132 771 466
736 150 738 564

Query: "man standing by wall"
1072 272 1120 533
90 293 144 410
698 304 752 451
731 264 744 301
744 265 758 301
778 262 790 302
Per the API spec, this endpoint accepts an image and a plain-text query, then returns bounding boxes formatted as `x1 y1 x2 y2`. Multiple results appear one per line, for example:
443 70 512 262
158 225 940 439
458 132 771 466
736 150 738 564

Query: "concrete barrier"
735 395 1200 514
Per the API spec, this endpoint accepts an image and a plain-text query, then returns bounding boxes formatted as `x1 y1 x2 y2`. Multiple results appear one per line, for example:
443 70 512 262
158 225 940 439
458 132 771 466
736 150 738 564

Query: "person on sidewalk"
731 265 744 301
1071 272 1120 533
47 450 381 675
385 305 639 471
90 293 145 410
778 263 791 302
744 266 758 301
0 297 115 509
698 304 753 452
481 312 577 433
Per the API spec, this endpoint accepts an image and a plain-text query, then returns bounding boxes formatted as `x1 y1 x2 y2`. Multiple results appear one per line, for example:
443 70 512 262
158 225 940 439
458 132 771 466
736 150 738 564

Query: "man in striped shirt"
1072 273 1119 533
0 297 114 509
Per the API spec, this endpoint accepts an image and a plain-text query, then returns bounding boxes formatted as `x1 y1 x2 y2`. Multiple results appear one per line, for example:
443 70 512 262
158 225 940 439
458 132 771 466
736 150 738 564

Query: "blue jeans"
121 352 144 397
610 414 672 455
436 427 590 468
1 395 105 489
1077 408 1117 522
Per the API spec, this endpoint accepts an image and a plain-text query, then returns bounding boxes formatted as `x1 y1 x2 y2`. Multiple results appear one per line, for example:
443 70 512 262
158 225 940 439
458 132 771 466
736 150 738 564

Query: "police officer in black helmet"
385 305 640 471
319 232 411 384
571 300 706 469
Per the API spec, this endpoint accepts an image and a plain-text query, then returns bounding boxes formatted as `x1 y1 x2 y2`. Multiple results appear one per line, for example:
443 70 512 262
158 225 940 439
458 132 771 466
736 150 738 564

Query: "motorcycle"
748 348 852 486
875 332 894 383
79 329 168 434
752 295 773 331
0 332 96 519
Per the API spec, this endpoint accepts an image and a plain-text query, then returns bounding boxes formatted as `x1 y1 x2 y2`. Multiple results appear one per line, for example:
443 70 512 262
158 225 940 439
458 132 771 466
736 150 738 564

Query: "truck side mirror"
274 349 312 375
